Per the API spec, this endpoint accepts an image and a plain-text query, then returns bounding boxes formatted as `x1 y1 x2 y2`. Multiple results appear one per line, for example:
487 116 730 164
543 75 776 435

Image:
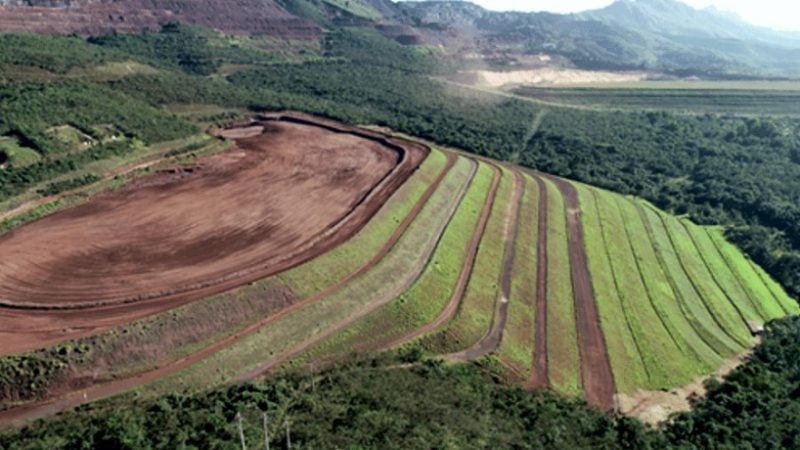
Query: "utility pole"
262 412 270 450
237 412 247 450
285 419 291 450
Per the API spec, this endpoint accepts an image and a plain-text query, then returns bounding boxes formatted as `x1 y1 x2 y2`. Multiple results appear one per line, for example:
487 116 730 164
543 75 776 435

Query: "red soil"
0 152 457 428
236 156 478 381
0 1 320 38
446 169 525 361
376 161 502 349
526 173 550 390
0 114 427 355
542 174 616 410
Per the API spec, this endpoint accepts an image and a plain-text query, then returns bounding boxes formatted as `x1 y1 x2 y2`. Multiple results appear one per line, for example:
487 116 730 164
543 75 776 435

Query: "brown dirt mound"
0 114 427 355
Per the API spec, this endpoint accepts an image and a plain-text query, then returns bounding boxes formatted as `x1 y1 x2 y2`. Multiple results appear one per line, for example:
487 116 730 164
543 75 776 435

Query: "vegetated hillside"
581 0 800 46
1 141 795 422
0 24 799 438
5 318 800 449
3 0 800 77
398 0 800 77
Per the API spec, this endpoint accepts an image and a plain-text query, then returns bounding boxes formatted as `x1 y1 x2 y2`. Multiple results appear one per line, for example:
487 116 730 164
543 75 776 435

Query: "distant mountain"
580 0 800 48
0 0 398 37
0 0 798 77
398 0 800 77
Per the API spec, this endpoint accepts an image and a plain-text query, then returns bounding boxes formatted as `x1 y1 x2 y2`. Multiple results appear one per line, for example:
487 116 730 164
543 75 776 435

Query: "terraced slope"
1 118 796 426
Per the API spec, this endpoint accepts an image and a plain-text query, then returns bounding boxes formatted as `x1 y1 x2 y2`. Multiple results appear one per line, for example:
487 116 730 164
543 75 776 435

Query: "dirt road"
445 169 525 361
526 173 550 389
542 174 616 410
376 161 502 349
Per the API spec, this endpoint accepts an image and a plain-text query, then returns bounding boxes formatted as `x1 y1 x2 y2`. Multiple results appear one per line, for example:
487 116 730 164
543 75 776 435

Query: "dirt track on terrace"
446 169 524 361
375 161 502 350
0 114 427 355
0 140 450 430
542 174 616 410
526 173 550 390
235 157 478 381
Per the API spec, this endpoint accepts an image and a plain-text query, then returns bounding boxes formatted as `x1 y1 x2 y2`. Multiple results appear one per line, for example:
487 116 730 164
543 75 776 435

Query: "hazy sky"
444 0 799 31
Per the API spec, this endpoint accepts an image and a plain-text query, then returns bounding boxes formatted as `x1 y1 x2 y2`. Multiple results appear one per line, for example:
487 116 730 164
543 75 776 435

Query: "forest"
3 316 799 449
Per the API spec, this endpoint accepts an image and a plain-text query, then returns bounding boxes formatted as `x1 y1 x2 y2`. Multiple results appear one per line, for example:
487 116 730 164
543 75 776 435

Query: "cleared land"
0 115 795 425
0 115 427 355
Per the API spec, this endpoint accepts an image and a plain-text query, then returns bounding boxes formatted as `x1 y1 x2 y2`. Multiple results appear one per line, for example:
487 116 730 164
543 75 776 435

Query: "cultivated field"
0 114 796 426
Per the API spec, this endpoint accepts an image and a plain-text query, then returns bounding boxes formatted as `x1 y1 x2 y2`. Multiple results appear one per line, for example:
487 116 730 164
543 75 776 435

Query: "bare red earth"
0 0 320 37
542 174 616 410
526 173 550 390
376 161 502 349
0 152 457 428
446 169 524 361
0 115 427 355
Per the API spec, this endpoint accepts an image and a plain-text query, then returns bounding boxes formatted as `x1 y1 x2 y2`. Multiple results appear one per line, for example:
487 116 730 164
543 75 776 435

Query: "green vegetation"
143 157 476 393
664 316 800 450
707 229 790 320
35 173 102 197
0 277 292 408
636 203 743 358
618 196 718 382
277 149 448 298
416 166 513 354
512 87 800 116
321 0 381 19
682 220 766 324
590 186 674 388
541 176 580 396
7 316 800 449
0 136 39 167
496 173 539 378
88 23 277 76
1 24 799 309
0 34 125 75
0 355 662 450
294 161 495 359
575 184 648 393
656 208 753 347
0 21 799 444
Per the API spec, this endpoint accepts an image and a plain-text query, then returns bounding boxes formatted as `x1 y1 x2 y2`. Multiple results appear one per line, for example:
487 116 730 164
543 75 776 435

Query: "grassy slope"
417 165 514 354
290 161 495 360
0 137 40 167
540 176 581 396
496 172 539 379
637 203 743 357
707 229 791 319
683 220 770 323
142 156 476 393
589 187 676 387
654 207 753 347
277 149 447 298
574 184 647 394
747 259 800 316
617 197 719 383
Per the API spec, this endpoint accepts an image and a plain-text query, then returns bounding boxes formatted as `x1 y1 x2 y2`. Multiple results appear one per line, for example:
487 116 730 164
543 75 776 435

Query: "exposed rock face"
0 0 321 37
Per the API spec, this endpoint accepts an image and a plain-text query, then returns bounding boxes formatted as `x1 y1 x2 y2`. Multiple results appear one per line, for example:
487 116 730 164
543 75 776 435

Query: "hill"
0 23 799 441
2 0 800 77
0 111 795 424
398 0 800 77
